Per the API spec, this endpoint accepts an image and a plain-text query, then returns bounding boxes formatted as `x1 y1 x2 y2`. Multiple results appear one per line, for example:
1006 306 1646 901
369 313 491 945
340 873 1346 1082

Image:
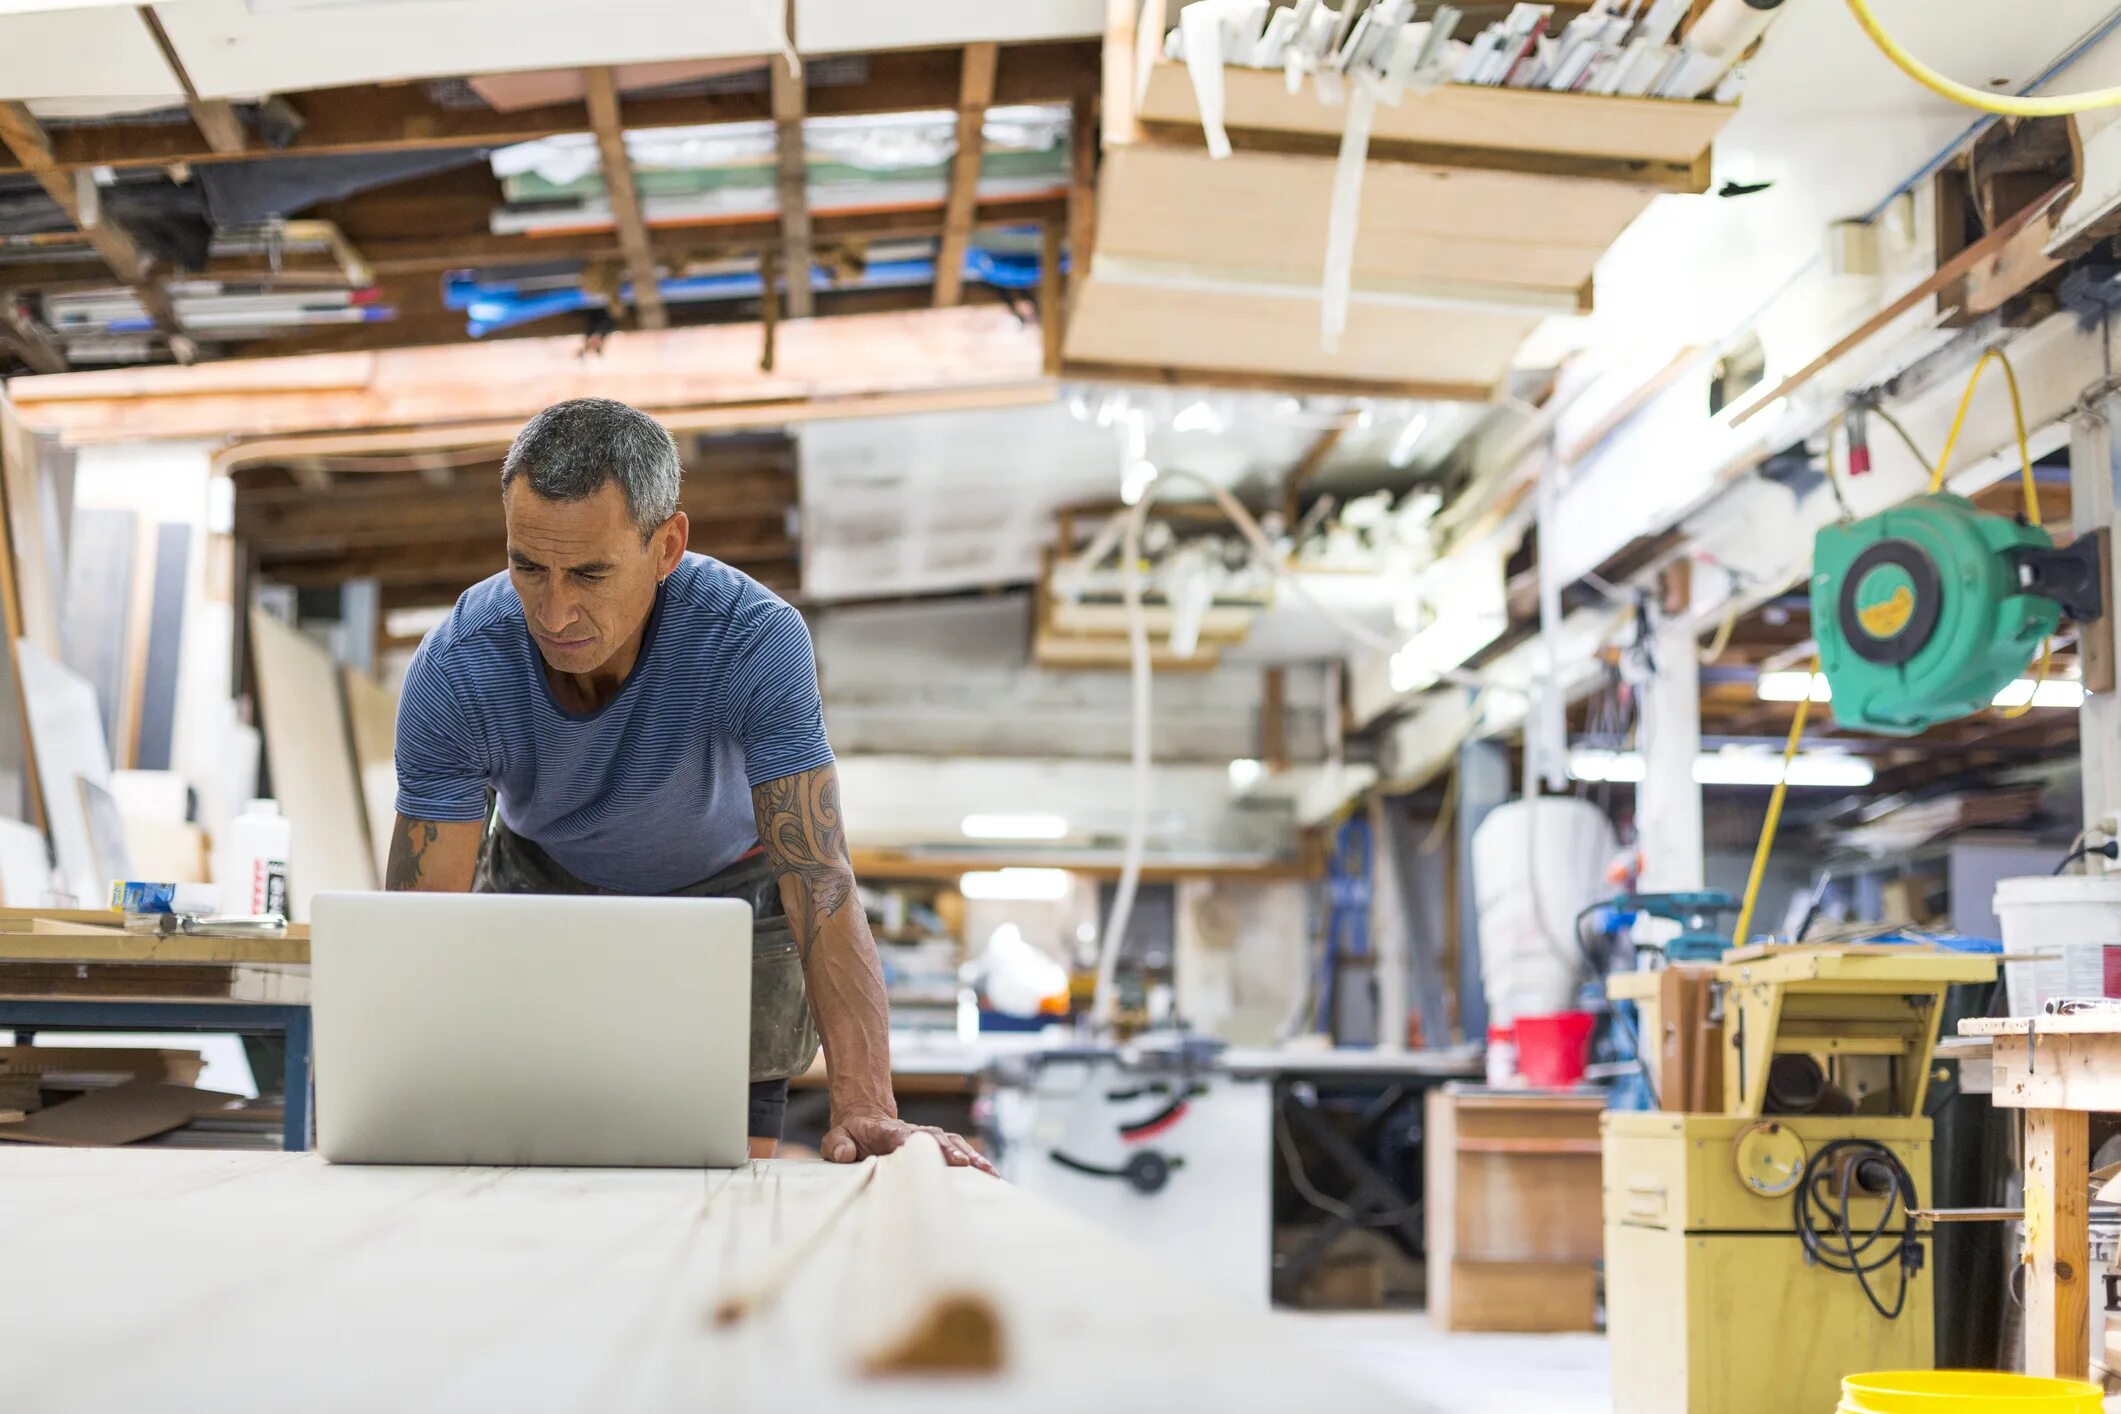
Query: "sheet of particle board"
58 506 136 755
16 639 113 907
248 611 378 918
0 1080 238 1146
0 1150 1425 1413
75 776 132 889
339 666 398 881
133 522 191 772
1064 275 1532 393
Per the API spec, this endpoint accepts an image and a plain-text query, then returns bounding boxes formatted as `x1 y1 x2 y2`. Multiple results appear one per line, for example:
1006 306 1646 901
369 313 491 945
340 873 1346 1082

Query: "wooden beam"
0 42 1100 177
1039 221 1063 375
0 300 66 374
11 305 1048 445
2024 1106 2091 1381
256 529 798 588
769 48 815 320
934 44 999 308
1068 88 1096 298
199 383 1052 469
1282 420 1350 524
0 102 188 356
1065 359 1495 404
137 6 248 156
581 68 667 331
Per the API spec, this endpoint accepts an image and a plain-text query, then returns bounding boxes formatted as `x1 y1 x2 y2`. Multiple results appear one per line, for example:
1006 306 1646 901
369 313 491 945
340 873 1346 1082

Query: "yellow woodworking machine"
1603 947 1998 1414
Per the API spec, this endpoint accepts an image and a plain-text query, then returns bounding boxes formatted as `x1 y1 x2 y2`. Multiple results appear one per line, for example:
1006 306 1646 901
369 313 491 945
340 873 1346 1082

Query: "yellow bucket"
1840 1371 2103 1412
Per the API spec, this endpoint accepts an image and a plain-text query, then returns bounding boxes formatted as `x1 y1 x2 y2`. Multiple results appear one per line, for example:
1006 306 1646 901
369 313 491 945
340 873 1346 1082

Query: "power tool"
1809 493 2103 736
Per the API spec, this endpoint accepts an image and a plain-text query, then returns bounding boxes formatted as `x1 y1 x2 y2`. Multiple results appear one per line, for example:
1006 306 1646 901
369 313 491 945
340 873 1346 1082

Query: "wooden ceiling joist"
0 42 1100 178
581 66 667 331
0 101 190 361
0 300 66 375
769 50 815 320
137 5 248 156
934 42 999 308
9 305 1049 445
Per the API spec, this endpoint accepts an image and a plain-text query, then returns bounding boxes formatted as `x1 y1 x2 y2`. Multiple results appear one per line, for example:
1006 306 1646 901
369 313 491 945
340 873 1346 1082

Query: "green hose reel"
1809 494 2103 736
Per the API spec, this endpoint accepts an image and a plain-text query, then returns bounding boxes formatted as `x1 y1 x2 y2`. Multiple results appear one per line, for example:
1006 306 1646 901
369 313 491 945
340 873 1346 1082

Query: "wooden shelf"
1136 61 1735 192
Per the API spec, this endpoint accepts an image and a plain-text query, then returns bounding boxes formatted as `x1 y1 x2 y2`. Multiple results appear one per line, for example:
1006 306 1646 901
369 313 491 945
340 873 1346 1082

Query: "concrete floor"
1288 1312 1613 1412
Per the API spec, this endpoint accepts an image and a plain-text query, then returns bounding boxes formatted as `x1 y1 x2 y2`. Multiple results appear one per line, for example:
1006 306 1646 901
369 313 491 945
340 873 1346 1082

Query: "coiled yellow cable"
1848 0 2121 117
1926 348 2041 527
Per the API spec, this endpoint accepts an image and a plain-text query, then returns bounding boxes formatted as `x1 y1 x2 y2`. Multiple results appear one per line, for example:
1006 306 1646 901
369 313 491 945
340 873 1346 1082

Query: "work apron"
472 818 822 1086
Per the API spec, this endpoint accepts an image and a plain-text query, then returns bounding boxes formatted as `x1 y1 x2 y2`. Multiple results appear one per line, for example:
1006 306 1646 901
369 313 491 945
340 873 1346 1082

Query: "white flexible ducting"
1320 80 1376 354
1090 472 1404 1028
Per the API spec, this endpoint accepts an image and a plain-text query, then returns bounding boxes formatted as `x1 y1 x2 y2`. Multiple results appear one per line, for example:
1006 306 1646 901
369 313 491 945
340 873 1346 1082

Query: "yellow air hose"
1847 0 2121 117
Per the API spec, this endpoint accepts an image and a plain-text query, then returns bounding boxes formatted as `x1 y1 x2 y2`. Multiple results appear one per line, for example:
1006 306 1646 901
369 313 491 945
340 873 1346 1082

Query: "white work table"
0 1149 1417 1413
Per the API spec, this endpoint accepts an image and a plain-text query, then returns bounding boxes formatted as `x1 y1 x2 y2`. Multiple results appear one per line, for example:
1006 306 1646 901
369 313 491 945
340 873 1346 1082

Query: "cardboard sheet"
0 1046 205 1087
0 1079 239 1147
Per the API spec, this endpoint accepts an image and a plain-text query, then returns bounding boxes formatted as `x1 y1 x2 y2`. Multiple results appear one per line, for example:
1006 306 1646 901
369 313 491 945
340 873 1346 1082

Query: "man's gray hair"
500 398 682 539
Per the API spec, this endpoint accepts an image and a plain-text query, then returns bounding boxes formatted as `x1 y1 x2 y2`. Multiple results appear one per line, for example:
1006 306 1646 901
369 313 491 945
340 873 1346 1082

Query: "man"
387 397 992 1172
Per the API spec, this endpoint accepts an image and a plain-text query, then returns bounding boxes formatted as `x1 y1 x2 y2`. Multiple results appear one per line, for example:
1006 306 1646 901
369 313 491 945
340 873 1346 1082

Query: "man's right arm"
384 814 483 891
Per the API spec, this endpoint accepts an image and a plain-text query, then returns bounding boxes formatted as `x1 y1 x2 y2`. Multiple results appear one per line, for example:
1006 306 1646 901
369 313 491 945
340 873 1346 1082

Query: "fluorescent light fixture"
959 868 1073 902
1759 671 2086 710
1387 412 1432 469
1390 548 1507 694
1992 677 2086 709
1756 671 1831 703
1228 758 1265 791
961 813 1069 841
1568 748 1875 789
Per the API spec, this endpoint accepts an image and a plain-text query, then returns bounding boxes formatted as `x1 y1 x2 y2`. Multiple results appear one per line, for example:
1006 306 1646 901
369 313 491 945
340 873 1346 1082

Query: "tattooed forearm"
751 766 856 959
753 765 896 1123
383 813 482 892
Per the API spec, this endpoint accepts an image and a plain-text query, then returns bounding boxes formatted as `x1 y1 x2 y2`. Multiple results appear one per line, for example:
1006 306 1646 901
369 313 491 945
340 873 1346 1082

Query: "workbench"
1959 1013 2121 1383
0 911 312 1149
0 1148 1418 1412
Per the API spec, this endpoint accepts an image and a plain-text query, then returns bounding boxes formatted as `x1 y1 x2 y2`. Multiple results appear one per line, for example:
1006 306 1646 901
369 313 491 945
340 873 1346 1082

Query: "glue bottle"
228 798 291 917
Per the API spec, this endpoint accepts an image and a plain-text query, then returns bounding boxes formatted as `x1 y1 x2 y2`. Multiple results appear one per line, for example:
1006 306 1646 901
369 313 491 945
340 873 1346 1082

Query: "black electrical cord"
2053 840 2120 874
1794 1139 1922 1320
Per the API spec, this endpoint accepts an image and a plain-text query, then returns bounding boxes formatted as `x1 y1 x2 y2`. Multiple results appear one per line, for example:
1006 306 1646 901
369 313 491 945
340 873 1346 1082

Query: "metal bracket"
2009 528 2109 622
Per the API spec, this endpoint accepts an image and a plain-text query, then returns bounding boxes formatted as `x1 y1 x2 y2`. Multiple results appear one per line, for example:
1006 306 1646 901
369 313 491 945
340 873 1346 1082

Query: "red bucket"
1514 1010 1596 1088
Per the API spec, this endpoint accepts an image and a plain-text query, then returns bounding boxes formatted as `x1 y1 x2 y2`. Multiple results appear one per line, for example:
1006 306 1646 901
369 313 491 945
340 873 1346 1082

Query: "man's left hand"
824 1111 999 1177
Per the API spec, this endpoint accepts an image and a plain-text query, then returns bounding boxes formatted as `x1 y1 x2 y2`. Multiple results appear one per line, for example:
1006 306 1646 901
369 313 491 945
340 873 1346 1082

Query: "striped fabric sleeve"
393 635 493 822
731 604 836 789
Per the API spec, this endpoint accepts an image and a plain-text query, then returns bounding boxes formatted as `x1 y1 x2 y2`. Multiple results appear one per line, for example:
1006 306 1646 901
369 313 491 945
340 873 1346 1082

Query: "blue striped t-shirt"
394 553 834 893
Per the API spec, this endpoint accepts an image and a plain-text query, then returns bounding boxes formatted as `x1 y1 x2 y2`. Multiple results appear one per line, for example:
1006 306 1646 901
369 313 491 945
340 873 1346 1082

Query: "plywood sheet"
1064 275 1530 391
1096 144 1648 292
0 6 180 105
59 506 135 756
154 0 785 101
16 641 110 907
0 1079 236 1146
249 611 376 919
798 0 1101 53
1137 61 1734 171
134 522 190 772
339 667 397 881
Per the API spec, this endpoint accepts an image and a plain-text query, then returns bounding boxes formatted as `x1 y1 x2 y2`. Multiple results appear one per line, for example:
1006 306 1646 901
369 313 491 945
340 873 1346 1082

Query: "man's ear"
655 511 689 578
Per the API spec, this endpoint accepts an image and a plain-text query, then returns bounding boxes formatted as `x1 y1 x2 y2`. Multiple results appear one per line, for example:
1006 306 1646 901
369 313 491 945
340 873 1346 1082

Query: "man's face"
505 480 684 676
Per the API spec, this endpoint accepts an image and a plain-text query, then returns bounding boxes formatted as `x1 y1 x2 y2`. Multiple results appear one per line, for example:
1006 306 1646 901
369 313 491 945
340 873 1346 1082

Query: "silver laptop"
310 891 752 1167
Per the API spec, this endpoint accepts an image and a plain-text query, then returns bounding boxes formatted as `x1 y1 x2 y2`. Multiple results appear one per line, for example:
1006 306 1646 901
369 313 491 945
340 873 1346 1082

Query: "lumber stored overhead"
0 42 1099 177
7 306 1051 444
137 6 249 156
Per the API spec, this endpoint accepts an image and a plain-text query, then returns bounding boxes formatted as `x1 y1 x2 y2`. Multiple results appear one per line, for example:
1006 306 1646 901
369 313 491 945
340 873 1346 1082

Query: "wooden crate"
1135 61 1735 191
1424 1086 1604 1332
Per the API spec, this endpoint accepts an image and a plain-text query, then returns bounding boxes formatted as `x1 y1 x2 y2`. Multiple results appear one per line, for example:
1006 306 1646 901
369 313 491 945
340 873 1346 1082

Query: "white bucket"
1993 875 2121 1016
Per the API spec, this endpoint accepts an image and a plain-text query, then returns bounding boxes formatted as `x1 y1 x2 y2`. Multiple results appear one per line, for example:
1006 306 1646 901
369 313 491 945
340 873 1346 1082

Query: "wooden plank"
248 610 377 919
0 396 51 829
0 960 308 1002
16 642 110 907
0 299 65 374
340 667 397 882
0 1148 1403 1408
1135 62 1733 189
2024 1107 2091 1381
11 306 1049 445
769 45 815 321
1067 88 1096 298
934 43 1000 308
136 6 247 155
581 67 667 332
1440 1261 1600 1333
0 43 1101 177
